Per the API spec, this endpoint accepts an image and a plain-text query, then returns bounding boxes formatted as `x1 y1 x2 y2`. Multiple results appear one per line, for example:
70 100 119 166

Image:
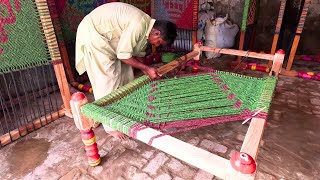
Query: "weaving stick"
242 107 266 124
286 0 311 71
156 44 200 76
35 0 72 117
70 92 101 166
268 0 287 68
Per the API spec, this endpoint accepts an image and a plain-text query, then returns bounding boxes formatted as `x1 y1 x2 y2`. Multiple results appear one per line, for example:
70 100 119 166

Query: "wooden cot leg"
270 49 285 77
227 152 256 180
81 128 101 166
227 118 265 180
70 92 101 166
192 42 202 73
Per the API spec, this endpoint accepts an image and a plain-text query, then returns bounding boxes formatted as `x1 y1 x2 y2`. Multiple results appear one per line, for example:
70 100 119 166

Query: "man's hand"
120 57 160 80
143 67 160 80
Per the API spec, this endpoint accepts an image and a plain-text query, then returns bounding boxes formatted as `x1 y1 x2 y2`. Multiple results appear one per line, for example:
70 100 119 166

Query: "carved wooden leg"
70 92 101 166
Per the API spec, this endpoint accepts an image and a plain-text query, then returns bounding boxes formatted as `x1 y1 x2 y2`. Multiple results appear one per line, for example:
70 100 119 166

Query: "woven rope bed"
71 44 285 179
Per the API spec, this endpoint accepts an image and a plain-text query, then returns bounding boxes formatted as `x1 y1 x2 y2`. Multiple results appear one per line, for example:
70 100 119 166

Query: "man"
75 2 177 140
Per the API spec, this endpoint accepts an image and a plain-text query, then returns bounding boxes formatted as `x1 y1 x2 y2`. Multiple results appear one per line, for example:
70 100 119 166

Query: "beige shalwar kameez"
75 2 155 132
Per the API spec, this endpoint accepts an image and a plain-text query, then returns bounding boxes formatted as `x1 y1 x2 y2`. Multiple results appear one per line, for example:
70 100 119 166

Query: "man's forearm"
135 56 145 63
120 57 149 71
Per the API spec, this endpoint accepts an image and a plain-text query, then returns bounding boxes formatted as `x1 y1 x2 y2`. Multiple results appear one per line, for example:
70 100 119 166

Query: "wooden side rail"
155 44 285 78
200 46 275 61
135 126 231 179
198 45 285 77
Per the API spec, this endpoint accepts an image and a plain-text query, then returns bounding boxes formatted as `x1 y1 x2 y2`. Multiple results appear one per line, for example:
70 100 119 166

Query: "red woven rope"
138 108 268 145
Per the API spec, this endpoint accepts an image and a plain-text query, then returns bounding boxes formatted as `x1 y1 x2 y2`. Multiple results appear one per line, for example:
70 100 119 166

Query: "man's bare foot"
107 130 128 140
92 120 101 128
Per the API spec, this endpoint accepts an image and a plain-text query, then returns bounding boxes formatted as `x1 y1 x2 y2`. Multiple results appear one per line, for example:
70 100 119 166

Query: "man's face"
148 30 167 47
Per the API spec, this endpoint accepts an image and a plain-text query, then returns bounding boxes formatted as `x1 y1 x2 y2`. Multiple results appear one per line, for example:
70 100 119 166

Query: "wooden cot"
70 44 284 179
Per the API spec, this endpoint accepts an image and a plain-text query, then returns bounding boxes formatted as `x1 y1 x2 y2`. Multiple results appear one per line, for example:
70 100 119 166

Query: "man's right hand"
143 67 160 80
120 57 160 80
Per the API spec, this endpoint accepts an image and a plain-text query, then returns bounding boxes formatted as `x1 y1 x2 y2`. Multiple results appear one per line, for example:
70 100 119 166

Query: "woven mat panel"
81 72 277 135
0 0 50 73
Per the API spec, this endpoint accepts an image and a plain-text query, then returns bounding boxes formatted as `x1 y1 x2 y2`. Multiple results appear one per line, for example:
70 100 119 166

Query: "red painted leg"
227 151 256 179
70 92 101 166
82 128 101 166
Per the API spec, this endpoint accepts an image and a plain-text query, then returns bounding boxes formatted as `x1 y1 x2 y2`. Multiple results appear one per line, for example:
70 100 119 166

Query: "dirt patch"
7 138 50 178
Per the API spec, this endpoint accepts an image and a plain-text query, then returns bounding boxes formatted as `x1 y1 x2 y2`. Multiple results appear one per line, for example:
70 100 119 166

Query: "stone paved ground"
0 56 320 180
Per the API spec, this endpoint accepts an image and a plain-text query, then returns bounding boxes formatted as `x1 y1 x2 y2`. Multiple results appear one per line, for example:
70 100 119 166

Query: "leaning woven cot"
71 44 284 179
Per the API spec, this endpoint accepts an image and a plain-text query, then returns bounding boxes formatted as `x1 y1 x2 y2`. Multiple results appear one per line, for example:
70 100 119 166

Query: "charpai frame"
70 43 284 179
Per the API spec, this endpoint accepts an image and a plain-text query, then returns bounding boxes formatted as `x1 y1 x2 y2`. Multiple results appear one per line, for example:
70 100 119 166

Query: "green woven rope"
81 103 137 135
216 71 277 112
241 0 251 31
0 0 50 73
93 75 151 106
81 72 277 134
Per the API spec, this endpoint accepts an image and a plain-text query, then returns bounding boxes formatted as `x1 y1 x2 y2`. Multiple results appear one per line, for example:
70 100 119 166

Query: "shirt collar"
146 19 156 38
